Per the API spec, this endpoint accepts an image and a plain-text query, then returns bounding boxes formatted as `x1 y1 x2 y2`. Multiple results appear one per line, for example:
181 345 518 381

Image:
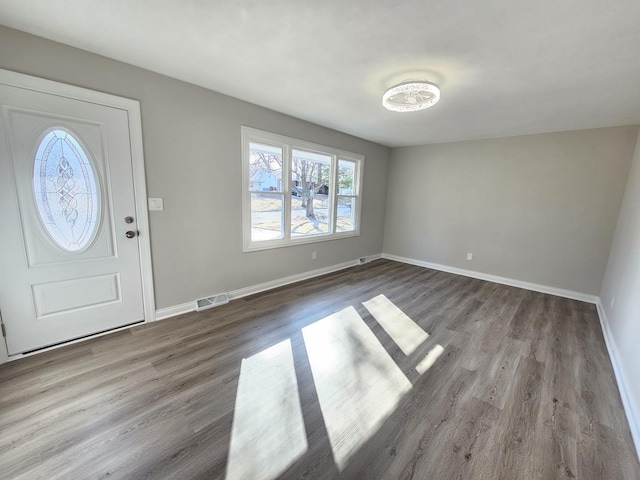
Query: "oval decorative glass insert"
33 129 100 252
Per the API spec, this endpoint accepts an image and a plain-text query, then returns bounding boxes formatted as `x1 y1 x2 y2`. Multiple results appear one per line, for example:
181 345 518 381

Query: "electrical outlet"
312 251 317 260
466 252 473 261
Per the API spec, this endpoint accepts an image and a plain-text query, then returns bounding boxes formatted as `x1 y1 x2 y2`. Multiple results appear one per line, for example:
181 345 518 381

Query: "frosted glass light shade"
382 81 441 112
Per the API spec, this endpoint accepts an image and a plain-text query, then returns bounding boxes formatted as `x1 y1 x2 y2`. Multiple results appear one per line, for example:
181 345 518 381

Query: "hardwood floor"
1 259 638 479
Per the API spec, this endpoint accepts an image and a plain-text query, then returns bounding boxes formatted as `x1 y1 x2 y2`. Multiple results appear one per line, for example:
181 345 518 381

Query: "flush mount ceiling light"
382 80 441 112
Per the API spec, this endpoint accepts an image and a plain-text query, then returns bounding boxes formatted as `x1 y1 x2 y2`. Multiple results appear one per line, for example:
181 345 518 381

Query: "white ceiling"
1 0 639 147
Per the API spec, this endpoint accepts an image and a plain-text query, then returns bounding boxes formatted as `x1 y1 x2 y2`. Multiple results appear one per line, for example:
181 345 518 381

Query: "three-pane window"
242 127 363 251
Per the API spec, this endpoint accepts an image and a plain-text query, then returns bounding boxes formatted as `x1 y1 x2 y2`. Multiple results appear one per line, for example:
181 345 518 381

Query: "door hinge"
1 322 5 338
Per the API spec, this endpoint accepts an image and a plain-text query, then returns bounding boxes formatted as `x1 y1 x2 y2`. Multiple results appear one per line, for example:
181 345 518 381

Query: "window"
33 128 100 252
242 127 363 251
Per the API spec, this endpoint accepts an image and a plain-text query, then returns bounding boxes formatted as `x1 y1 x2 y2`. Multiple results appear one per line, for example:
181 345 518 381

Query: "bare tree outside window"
243 127 362 251
291 150 331 237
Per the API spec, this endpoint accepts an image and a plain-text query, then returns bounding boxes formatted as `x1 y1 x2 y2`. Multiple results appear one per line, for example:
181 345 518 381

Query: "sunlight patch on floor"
302 306 412 470
415 344 445 374
362 294 429 355
226 339 308 480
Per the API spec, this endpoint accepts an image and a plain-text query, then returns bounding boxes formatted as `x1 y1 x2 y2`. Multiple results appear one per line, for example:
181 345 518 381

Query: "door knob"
125 230 136 239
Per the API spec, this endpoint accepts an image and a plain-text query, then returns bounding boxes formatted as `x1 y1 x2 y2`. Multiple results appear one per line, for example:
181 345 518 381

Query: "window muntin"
242 127 363 251
33 129 100 252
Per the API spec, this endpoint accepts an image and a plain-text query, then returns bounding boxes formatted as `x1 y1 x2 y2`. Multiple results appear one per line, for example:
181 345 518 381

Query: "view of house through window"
248 142 284 242
242 127 363 251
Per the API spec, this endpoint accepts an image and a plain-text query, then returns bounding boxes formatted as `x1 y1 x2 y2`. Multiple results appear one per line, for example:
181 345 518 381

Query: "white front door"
0 72 152 355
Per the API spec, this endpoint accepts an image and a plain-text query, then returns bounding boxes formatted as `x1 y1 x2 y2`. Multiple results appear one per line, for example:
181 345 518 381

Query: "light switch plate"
148 197 164 211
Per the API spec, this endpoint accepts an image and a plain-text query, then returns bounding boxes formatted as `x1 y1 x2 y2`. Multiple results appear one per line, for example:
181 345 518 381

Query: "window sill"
243 230 360 253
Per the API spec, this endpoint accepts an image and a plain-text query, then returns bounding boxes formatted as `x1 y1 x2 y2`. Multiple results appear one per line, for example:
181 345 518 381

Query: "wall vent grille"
195 293 229 312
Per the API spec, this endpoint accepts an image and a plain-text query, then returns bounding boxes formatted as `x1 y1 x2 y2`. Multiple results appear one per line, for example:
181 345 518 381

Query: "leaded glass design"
33 129 100 252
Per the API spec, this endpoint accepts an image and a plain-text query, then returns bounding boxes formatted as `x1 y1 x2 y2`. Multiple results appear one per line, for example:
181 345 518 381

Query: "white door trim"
0 68 155 363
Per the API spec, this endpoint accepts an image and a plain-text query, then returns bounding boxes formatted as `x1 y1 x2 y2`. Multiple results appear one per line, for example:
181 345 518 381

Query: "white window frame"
242 126 364 252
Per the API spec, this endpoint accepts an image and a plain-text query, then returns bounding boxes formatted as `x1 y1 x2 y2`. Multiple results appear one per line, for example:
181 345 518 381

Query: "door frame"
0 68 155 363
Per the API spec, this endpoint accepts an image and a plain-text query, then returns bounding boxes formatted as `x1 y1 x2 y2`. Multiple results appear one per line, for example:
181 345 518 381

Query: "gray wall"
383 127 638 295
599 130 640 443
0 26 390 310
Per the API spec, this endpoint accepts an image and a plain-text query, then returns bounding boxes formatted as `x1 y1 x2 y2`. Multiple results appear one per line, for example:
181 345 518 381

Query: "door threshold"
9 320 145 358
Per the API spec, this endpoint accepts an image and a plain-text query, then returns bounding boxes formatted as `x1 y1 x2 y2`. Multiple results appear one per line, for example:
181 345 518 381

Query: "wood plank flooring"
0 259 638 479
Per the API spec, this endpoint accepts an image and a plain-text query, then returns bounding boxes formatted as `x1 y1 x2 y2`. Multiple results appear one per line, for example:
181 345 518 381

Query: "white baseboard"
154 253 383 321
596 300 640 461
228 253 382 300
155 302 194 321
381 253 598 304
